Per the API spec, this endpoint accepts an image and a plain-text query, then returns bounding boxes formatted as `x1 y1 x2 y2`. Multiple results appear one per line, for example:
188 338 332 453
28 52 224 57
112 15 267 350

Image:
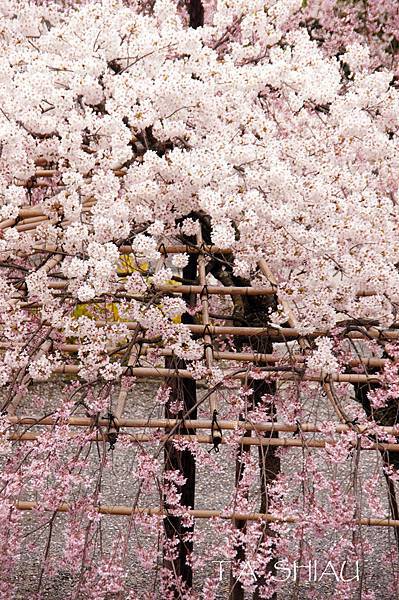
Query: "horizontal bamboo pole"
14 181 50 188
17 215 48 226
103 244 233 255
6 431 399 453
14 501 399 527
19 208 49 219
0 342 389 370
91 321 399 341
33 169 126 178
16 205 95 221
53 363 380 383
0 342 387 370
0 219 16 230
194 324 399 340
28 243 233 255
34 169 58 178
215 351 388 369
155 284 276 296
16 218 59 233
10 416 399 435
38 282 278 295
15 208 96 233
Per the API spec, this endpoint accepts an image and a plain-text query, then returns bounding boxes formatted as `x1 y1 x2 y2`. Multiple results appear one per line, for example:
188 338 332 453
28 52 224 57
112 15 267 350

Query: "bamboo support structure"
0 219 16 230
2 172 399 586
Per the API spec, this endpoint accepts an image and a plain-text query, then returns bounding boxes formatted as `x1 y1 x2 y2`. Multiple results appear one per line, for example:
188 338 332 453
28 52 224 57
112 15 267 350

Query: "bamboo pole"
155 284 276 296
8 431 399 456
0 219 16 230
17 199 96 220
91 321 399 341
17 215 48 226
14 206 95 233
32 169 126 178
197 230 218 418
9 415 399 435
2 267 389 302
0 342 388 370
258 259 296 329
16 218 58 233
28 243 233 255
52 363 381 384
34 170 58 178
108 345 140 444
215 351 388 369
13 501 399 527
19 208 49 219
5 431 399 451
15 279 279 294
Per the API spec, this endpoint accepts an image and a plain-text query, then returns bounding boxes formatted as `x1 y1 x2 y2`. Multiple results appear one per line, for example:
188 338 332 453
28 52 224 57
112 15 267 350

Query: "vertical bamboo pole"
196 231 221 449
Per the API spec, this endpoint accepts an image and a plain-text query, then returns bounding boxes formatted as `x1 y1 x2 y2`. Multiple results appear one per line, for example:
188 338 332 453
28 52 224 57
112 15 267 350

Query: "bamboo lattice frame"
2 169 399 543
0 161 399 600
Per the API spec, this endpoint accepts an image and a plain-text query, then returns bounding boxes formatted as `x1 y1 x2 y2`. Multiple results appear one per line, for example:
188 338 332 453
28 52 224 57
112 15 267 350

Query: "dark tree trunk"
229 423 251 600
163 356 197 592
253 378 280 600
186 0 204 29
228 314 279 599
163 254 198 596
354 379 399 553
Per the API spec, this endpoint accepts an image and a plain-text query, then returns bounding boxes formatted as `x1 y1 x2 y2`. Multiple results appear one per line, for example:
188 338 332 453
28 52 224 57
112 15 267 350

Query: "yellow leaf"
117 254 149 276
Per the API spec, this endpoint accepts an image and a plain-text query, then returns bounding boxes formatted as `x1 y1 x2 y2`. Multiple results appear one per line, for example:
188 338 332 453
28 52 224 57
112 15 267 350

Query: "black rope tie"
125 365 135 377
199 241 207 254
200 284 210 299
158 243 168 258
293 419 301 437
107 411 119 451
185 242 197 255
209 409 223 453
